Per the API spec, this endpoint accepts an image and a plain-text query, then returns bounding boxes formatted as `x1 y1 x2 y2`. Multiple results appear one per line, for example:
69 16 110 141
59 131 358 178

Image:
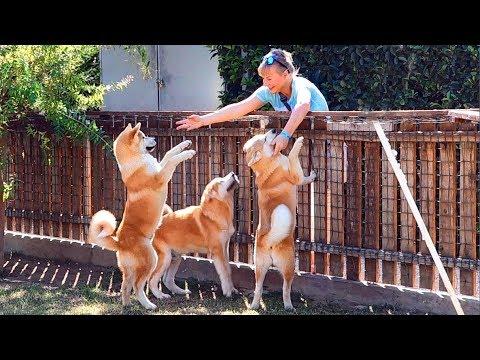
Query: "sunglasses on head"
265 55 288 70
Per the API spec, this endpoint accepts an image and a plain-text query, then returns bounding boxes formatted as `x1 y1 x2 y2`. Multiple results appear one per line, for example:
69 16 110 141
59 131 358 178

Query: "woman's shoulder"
253 85 275 102
254 85 272 94
294 75 316 88
294 75 324 96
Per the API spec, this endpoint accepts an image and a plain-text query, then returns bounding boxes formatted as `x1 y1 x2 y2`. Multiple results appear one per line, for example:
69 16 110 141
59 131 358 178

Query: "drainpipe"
156 45 160 111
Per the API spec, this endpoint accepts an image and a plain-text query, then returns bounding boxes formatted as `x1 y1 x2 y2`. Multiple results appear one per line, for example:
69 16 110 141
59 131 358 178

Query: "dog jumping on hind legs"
86 122 196 310
243 129 316 310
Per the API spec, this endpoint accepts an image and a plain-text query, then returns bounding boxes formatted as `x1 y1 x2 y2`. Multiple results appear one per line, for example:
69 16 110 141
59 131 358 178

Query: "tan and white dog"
243 129 316 310
149 172 240 299
86 123 195 310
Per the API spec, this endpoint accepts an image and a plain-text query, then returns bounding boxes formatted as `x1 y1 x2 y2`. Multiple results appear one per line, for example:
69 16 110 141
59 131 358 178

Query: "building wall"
100 45 223 111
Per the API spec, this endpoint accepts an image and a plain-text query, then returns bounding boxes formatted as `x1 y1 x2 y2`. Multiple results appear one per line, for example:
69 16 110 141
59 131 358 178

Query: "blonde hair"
257 48 299 76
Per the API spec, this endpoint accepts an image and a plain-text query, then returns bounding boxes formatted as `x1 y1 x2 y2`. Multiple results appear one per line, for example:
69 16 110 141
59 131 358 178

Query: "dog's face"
201 172 240 203
113 123 157 159
242 129 277 168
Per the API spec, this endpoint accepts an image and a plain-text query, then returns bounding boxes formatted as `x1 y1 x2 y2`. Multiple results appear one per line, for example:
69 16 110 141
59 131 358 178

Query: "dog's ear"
129 122 142 140
201 188 214 203
126 123 133 130
201 182 222 203
247 151 262 167
208 189 219 201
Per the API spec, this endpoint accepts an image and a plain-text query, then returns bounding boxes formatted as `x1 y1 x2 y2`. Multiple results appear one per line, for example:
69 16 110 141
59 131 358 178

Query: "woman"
176 48 329 155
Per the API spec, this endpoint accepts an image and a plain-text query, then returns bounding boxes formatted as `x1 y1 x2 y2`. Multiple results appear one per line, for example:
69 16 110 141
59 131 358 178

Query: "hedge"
208 45 479 111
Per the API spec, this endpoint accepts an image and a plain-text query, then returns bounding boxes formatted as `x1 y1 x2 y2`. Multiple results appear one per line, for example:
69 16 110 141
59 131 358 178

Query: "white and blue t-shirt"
253 76 329 111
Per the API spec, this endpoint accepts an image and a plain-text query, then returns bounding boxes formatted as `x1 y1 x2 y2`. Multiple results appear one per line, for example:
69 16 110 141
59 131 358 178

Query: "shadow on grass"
1 253 425 315
0 277 423 315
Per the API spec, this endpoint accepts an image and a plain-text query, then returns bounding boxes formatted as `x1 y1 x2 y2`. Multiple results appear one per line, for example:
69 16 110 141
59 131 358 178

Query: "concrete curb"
4 231 479 315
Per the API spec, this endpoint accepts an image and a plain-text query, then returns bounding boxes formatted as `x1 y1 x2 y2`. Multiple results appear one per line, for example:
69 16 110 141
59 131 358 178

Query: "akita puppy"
149 172 240 299
243 129 316 310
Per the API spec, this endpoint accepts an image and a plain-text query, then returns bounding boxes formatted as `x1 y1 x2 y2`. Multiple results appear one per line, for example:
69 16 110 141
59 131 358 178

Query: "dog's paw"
291 137 304 154
171 288 191 295
294 136 304 147
284 304 295 311
181 149 196 160
223 289 232 297
178 140 192 150
144 302 158 310
223 286 239 298
159 293 171 300
249 301 260 310
152 291 171 300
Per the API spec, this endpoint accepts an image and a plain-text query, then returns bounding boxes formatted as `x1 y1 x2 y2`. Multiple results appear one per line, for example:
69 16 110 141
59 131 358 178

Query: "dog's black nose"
271 129 277 134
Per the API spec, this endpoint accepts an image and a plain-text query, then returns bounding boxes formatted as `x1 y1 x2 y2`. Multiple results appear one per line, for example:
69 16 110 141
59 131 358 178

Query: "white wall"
100 45 223 111
100 46 158 111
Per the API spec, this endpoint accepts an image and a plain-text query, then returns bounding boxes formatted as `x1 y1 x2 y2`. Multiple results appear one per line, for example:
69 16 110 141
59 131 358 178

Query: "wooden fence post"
0 178 5 272
83 139 93 241
374 121 465 315
0 134 6 272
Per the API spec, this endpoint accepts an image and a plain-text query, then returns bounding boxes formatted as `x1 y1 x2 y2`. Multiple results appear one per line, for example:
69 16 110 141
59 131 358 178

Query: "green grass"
0 278 424 315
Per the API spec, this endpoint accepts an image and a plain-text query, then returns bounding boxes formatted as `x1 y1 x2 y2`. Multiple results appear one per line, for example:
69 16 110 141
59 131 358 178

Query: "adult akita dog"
86 123 195 310
243 129 316 310
149 172 240 300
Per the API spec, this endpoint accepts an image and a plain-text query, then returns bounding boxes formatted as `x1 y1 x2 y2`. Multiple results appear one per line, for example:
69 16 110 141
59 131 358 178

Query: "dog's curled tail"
87 210 119 252
264 204 293 247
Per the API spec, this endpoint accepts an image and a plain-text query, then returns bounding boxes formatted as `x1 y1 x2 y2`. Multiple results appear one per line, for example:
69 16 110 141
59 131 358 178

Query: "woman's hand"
272 134 289 155
176 114 206 130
